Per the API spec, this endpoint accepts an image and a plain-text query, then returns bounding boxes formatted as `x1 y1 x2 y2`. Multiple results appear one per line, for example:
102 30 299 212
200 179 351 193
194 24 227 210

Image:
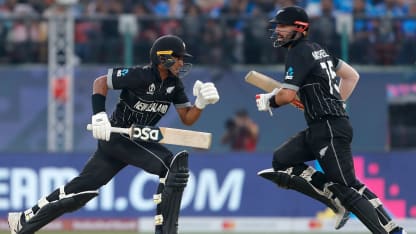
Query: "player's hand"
256 88 280 116
193 80 220 109
91 112 111 141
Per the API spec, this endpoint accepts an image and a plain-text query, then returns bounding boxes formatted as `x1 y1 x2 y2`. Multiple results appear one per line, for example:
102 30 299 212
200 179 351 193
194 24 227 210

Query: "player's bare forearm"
275 88 298 106
93 75 108 96
339 77 358 101
336 61 359 100
176 106 202 126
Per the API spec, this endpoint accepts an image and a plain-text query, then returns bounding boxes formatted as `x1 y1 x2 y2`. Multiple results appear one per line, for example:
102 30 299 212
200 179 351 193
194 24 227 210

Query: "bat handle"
86 124 131 135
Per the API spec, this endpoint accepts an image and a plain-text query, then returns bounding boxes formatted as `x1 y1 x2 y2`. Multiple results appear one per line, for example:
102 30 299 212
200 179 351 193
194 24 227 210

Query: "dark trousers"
64 133 173 194
21 134 175 234
273 117 362 188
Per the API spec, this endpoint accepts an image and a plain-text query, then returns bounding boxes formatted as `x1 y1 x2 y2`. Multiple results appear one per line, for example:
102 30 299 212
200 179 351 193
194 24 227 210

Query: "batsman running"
255 6 406 234
8 34 220 234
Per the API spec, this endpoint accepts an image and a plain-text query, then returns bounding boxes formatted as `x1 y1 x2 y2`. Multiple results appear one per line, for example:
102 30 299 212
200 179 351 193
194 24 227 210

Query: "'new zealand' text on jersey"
282 38 348 124
106 65 191 127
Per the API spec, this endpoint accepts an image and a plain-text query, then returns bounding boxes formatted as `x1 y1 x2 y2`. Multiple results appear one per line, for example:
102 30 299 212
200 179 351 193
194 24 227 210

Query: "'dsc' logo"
132 126 162 142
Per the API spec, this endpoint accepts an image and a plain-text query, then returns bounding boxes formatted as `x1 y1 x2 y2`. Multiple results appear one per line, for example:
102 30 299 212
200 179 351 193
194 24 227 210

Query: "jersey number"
320 61 339 95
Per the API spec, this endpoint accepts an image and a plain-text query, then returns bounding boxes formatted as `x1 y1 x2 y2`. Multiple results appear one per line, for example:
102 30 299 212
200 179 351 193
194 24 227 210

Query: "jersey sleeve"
332 57 342 71
106 67 141 90
282 47 313 91
173 79 192 108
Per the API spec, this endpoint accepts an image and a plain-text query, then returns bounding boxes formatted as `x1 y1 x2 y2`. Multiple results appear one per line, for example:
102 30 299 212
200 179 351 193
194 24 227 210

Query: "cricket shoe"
334 207 350 230
8 212 22 234
390 227 407 234
333 198 350 230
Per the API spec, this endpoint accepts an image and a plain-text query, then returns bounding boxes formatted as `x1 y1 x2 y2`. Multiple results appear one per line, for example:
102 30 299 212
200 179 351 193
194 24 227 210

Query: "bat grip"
86 124 131 135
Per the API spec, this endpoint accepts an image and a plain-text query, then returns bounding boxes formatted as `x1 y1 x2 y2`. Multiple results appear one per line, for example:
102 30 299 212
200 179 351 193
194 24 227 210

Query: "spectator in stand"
397 0 416 64
372 0 407 16
147 0 169 16
132 2 158 64
199 18 224 65
219 0 253 64
168 0 184 17
182 2 203 61
99 0 123 63
349 0 376 64
75 19 99 63
6 0 40 63
307 0 356 12
308 0 342 57
195 0 225 17
0 0 414 65
221 109 259 152
243 4 269 64
370 0 406 64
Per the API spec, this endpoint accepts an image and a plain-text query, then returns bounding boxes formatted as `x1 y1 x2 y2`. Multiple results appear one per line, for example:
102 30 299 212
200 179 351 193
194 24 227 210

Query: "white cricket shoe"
8 212 22 234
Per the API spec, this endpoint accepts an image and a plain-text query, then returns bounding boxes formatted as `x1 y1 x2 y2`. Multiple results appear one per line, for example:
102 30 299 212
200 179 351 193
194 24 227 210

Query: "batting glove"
193 80 220 109
256 88 280 116
91 112 111 141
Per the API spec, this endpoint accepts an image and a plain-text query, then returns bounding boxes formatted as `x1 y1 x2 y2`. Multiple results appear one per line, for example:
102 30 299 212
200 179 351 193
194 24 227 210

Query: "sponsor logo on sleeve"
285 67 294 80
116 68 129 77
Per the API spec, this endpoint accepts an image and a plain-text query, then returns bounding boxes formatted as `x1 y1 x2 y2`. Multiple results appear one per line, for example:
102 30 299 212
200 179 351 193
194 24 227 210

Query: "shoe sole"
7 212 21 234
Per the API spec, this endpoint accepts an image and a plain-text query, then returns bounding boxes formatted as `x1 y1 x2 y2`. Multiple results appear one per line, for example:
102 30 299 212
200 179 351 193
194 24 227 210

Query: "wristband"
269 96 280 108
92 94 106 114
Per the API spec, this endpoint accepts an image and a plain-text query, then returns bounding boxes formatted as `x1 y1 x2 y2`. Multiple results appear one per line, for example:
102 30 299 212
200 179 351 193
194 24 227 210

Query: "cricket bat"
87 124 212 149
244 70 304 110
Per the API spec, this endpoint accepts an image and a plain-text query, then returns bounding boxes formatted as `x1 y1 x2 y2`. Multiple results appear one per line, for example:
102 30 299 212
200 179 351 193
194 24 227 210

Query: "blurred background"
0 0 415 233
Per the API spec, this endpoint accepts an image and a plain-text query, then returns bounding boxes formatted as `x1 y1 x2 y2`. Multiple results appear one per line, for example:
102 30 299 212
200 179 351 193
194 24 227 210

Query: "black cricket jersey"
281 38 348 124
106 65 191 127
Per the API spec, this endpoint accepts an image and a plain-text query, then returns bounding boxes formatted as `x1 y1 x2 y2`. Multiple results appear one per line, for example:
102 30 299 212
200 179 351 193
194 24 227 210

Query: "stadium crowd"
0 0 415 65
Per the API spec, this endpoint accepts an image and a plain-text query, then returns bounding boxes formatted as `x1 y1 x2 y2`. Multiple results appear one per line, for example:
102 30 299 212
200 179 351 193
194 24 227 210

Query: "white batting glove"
256 88 280 116
193 80 220 109
91 112 111 141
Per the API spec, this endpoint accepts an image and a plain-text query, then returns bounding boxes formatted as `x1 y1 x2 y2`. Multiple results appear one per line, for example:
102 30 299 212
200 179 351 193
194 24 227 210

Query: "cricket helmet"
150 35 192 68
269 6 309 47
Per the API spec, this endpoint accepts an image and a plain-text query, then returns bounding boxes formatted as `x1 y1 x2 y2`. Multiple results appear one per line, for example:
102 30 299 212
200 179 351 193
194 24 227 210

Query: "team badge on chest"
166 86 175 94
147 83 156 95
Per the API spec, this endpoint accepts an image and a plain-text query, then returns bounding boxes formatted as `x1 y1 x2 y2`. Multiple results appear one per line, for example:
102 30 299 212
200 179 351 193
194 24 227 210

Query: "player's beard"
275 31 299 48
